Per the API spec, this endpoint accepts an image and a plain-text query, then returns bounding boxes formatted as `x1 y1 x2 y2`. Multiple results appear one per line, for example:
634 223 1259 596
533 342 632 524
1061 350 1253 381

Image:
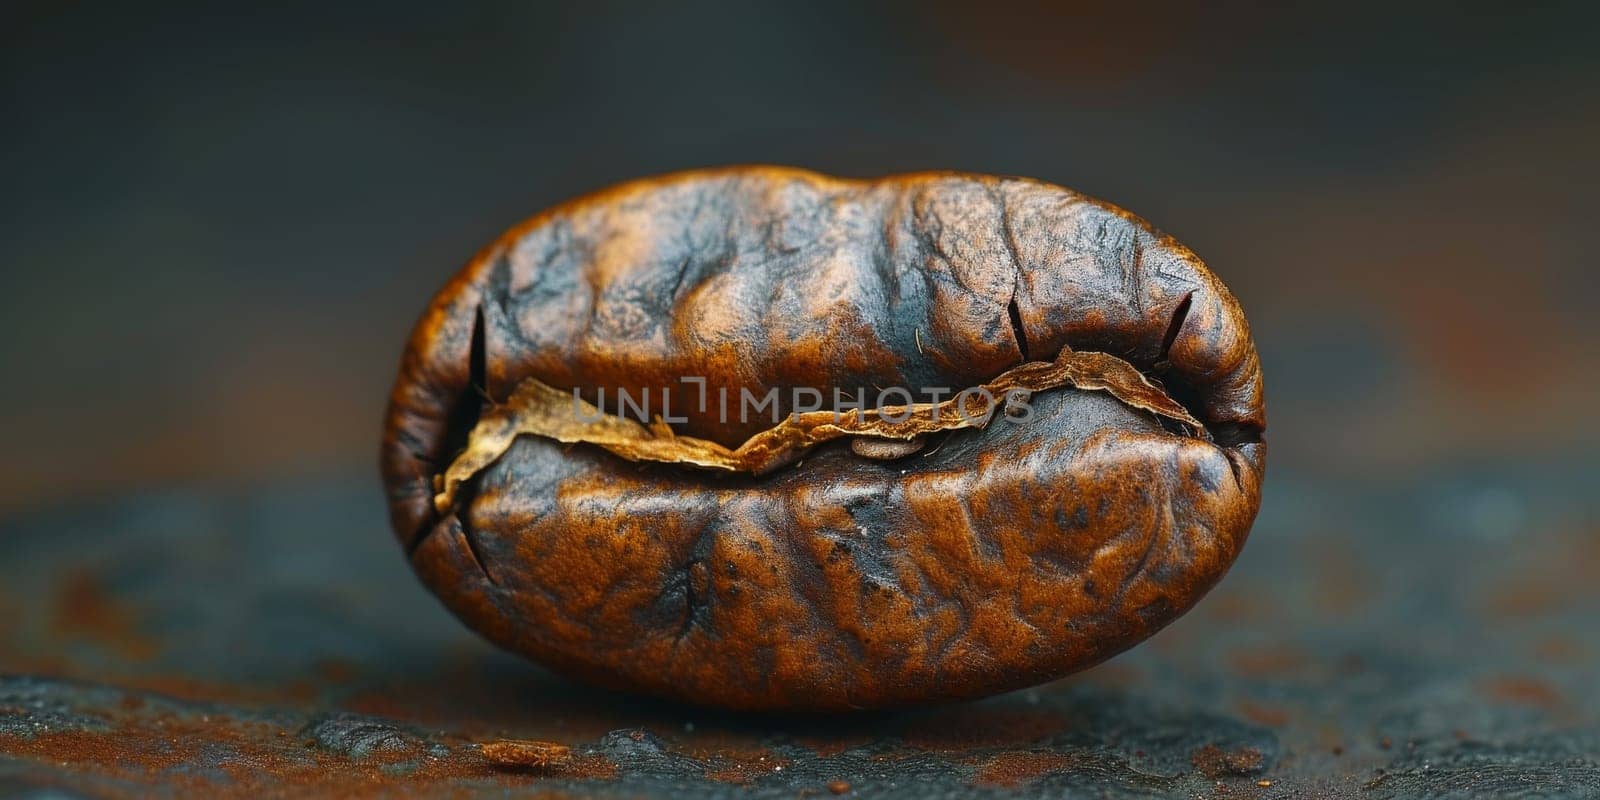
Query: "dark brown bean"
381 167 1266 711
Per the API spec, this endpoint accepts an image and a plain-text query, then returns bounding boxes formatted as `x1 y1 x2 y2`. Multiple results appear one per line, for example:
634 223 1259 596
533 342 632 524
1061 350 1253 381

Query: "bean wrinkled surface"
381 167 1266 711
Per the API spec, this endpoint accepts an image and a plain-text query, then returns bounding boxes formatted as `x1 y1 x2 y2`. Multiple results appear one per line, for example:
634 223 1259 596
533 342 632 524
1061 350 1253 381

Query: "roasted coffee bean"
381 167 1266 711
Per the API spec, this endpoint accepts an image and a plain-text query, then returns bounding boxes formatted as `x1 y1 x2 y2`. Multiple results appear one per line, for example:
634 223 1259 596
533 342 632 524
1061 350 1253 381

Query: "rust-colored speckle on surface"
480 738 572 769
971 750 1078 788
1190 744 1265 779
0 684 631 798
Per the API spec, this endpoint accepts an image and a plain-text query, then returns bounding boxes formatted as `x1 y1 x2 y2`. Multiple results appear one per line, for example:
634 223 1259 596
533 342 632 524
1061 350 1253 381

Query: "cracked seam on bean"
432 346 1206 514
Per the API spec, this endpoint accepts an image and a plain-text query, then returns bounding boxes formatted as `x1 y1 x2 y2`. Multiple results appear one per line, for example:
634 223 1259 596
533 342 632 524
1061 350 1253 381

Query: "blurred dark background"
2 1 1597 512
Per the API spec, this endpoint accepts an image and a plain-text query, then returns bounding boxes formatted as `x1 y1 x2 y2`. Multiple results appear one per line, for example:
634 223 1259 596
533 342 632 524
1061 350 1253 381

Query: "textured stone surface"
1 462 1594 796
